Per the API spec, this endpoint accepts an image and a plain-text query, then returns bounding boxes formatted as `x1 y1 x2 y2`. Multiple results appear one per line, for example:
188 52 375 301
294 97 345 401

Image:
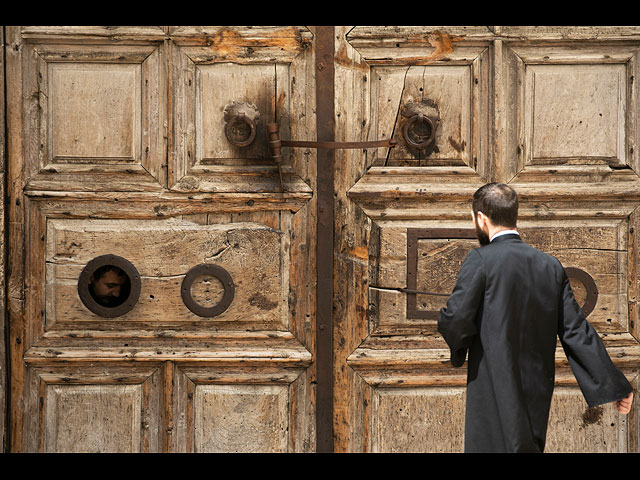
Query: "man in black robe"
437 182 634 453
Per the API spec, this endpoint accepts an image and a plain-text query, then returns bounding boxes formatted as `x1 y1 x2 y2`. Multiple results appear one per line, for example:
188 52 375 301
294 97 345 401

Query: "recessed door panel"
45 218 287 328
22 41 166 191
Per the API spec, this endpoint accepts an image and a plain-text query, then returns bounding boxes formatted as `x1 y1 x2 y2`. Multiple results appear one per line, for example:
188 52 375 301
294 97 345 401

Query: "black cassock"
437 234 632 453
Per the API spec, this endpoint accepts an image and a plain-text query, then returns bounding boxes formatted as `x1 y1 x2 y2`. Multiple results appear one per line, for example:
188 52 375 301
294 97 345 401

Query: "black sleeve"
437 248 485 367
558 269 632 408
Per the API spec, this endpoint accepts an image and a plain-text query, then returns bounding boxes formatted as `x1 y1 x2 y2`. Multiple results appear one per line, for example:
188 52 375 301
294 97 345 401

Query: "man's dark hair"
92 264 126 280
472 182 518 228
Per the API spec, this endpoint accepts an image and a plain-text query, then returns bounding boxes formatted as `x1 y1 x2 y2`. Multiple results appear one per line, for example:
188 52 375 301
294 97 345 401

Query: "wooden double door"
3 26 640 452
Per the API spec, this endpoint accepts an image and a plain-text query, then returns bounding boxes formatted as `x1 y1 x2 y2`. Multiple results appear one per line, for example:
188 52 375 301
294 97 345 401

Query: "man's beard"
475 221 490 246
96 295 124 307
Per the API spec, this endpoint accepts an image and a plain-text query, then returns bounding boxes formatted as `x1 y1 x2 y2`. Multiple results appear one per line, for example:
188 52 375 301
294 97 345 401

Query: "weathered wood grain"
0 26 6 453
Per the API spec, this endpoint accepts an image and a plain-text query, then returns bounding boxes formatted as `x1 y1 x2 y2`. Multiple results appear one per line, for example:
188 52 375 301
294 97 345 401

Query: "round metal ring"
402 114 436 149
181 264 235 317
77 254 141 318
565 266 599 317
224 113 257 147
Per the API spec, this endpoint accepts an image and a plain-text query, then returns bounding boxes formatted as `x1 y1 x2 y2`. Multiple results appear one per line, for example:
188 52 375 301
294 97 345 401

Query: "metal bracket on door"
398 287 450 296
267 122 397 191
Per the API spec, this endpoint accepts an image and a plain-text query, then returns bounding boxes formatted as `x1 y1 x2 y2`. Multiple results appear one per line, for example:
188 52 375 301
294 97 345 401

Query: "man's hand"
614 392 634 414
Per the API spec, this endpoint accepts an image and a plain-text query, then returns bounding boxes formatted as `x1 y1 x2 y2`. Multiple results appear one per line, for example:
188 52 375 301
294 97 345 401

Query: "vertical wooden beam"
5 25 25 453
315 25 335 453
0 25 7 453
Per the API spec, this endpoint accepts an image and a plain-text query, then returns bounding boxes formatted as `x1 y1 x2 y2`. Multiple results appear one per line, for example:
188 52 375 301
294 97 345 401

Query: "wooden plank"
6 25 27 452
333 25 374 453
0 25 6 453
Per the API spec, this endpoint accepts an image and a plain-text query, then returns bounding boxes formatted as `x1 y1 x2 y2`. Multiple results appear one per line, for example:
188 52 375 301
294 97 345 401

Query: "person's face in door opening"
89 265 130 307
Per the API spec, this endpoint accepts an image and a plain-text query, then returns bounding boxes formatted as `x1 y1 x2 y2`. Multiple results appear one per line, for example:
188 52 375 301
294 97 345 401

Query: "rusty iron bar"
315 26 335 454
398 287 450 297
267 122 395 192
267 122 396 159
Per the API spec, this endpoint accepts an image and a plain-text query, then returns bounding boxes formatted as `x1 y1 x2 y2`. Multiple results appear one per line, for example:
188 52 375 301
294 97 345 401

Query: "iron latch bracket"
267 122 397 191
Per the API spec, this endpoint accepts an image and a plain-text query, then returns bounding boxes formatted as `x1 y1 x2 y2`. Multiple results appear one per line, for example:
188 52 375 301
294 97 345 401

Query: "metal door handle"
224 101 260 147
402 114 436 149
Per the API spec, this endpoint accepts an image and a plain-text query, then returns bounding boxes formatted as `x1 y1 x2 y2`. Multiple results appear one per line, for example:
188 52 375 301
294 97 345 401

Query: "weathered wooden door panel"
45 218 288 328
22 40 166 192
168 28 314 194
338 26 640 453
6 26 315 452
25 364 163 453
172 364 307 453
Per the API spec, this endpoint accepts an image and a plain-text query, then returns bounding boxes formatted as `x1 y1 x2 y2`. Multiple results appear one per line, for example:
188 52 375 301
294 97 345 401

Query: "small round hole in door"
78 254 141 318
